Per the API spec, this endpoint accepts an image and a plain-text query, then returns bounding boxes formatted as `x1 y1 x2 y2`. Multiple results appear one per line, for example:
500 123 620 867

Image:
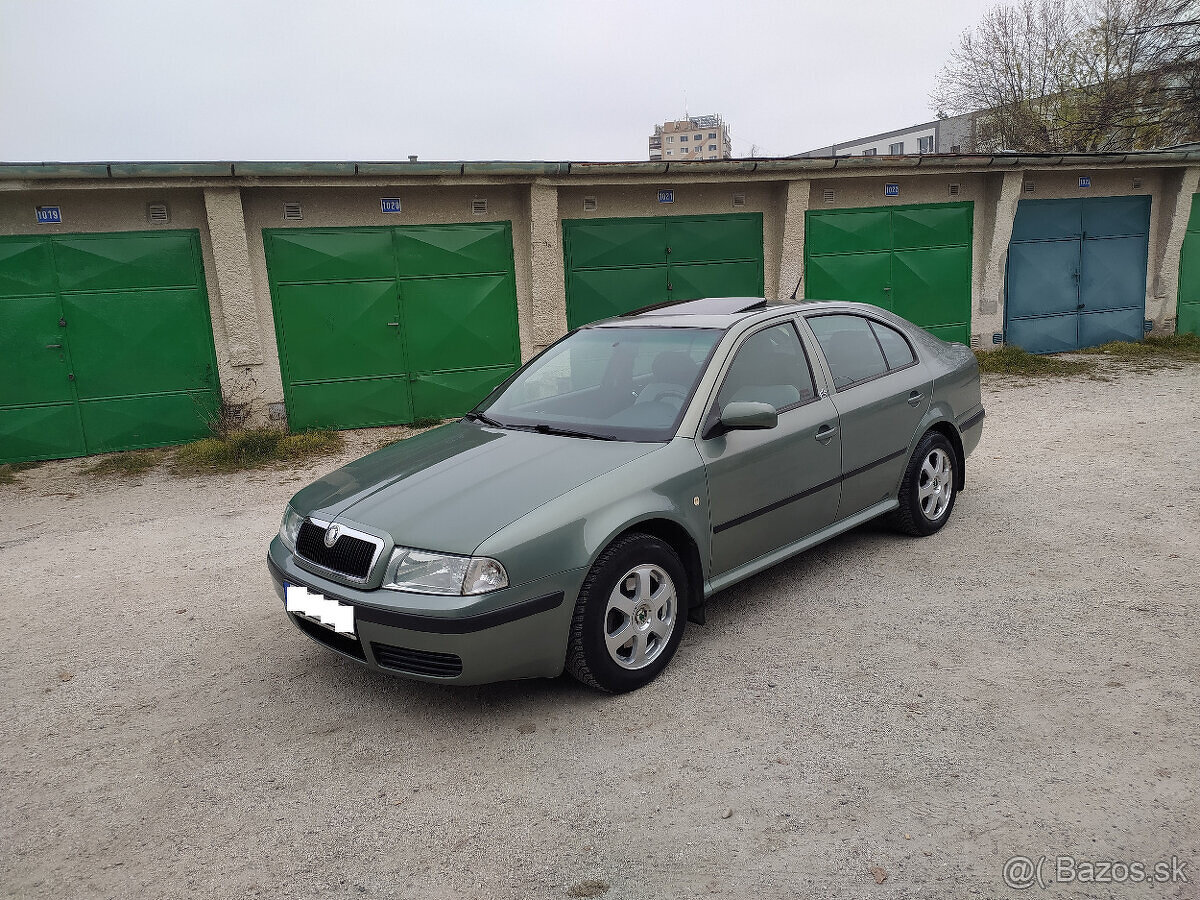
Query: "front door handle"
907 390 923 407
815 424 838 444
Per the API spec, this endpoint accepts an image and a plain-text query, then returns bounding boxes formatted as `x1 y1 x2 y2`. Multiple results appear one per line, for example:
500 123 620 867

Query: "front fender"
475 438 711 590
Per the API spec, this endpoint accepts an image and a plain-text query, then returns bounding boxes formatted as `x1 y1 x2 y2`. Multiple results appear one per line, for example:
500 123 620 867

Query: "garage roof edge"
1 151 1199 181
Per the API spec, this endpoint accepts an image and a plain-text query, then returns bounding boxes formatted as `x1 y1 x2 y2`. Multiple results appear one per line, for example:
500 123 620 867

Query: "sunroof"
627 297 768 317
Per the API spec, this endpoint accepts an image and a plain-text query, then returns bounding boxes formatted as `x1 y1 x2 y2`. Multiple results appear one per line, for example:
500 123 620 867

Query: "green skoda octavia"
268 298 983 692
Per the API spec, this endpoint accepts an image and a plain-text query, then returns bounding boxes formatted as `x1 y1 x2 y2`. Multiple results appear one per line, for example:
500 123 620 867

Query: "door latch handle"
45 343 63 349
907 390 923 407
1076 303 1085 310
386 321 400 327
815 424 838 443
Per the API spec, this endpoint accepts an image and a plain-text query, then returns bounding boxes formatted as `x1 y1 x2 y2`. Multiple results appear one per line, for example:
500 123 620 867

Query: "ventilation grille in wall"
1023 180 1035 193
732 192 746 207
583 197 597 212
1132 177 1143 189
147 202 169 224
969 334 982 349
823 189 835 204
283 202 303 220
472 198 488 215
948 183 960 196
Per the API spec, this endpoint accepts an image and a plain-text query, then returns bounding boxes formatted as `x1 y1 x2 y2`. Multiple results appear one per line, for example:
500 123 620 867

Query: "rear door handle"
815 424 838 444
907 390 923 407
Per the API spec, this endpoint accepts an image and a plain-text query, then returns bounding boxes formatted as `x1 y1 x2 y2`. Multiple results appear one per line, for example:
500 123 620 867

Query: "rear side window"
869 320 916 369
807 315 888 388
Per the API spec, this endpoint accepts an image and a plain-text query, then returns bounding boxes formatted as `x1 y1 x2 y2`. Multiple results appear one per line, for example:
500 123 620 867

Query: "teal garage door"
562 214 764 328
1005 195 1151 353
264 222 521 431
0 230 220 464
1177 194 1200 336
804 202 973 344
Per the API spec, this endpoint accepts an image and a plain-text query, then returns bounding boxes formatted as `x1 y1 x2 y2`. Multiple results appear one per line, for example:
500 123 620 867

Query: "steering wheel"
647 388 687 404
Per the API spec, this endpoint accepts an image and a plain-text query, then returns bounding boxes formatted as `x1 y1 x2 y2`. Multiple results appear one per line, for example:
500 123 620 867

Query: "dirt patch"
2 365 1198 899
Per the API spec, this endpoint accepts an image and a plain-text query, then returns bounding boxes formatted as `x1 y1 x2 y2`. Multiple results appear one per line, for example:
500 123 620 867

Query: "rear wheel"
891 431 958 536
565 533 688 693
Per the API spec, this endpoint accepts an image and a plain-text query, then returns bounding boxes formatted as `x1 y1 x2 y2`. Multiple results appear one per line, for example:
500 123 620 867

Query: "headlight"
382 547 508 595
278 506 305 551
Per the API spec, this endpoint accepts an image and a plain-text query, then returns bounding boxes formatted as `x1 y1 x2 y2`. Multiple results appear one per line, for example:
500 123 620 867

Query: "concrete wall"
2 156 1197 430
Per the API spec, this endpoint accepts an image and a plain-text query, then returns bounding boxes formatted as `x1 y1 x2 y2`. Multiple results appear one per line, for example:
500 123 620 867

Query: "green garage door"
562 213 764 328
1178 194 1200 336
805 202 973 343
0 230 220 464
264 222 521 431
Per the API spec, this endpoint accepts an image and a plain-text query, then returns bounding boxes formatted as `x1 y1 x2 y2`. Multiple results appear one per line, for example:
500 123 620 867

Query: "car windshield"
473 326 723 442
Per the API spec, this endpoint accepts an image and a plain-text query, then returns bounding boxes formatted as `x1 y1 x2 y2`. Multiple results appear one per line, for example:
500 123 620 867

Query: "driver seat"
636 351 699 407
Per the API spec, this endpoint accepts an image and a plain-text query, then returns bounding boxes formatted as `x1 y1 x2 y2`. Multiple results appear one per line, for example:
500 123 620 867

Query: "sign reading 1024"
36 205 62 224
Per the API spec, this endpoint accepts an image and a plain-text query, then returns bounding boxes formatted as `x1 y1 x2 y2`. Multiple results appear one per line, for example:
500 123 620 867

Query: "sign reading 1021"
36 206 62 224
657 189 674 204
380 198 402 213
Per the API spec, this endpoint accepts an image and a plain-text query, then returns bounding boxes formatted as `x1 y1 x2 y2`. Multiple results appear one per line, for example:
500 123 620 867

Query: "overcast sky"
0 0 999 163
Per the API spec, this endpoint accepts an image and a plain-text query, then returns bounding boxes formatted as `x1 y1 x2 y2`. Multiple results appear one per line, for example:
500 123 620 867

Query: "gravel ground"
2 362 1198 900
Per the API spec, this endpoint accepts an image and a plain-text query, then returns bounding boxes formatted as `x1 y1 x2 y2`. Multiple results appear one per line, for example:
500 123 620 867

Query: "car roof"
586 297 856 331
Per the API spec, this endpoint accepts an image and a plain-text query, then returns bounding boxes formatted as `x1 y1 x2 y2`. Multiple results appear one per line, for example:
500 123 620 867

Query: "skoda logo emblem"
323 524 341 548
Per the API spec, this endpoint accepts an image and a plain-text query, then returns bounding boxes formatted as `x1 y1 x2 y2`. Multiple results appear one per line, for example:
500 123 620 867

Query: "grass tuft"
84 450 164 478
974 346 1094 377
410 416 445 429
173 428 344 475
1077 333 1200 360
0 460 45 484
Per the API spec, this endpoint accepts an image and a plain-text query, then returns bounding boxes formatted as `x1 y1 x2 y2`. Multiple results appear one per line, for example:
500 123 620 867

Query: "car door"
697 319 842 577
802 313 931 519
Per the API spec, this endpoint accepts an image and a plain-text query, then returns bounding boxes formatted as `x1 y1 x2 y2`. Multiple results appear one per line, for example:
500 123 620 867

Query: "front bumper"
267 537 586 685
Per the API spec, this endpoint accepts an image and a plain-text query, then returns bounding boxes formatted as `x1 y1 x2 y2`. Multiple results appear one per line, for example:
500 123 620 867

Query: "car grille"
291 613 365 660
296 521 376 579
370 642 463 678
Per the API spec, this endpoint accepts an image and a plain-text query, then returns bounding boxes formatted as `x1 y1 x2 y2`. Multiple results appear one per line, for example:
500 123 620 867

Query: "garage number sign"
36 206 62 224
884 183 900 197
380 198 402 213
1078 176 1091 188
657 190 674 204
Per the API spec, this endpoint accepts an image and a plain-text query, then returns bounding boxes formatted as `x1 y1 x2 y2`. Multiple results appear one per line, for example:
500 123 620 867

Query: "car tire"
565 533 688 693
891 431 959 537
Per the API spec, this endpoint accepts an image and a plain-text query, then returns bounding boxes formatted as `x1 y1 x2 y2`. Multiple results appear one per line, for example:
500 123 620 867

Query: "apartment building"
649 114 733 160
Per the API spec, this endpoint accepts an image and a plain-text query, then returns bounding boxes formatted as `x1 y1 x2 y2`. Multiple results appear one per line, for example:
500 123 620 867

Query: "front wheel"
891 432 959 536
565 533 688 693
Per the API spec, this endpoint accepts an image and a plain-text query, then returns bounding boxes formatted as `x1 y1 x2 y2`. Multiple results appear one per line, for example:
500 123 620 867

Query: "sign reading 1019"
380 198 402 213
36 206 62 224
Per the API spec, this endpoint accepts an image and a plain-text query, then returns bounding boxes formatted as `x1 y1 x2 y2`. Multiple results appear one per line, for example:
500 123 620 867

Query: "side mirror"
720 401 778 431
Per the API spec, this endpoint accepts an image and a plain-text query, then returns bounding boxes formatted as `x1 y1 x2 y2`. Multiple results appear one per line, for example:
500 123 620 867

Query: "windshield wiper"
532 423 618 441
463 411 505 428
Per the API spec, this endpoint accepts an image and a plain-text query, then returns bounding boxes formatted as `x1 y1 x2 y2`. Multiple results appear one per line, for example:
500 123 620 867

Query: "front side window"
477 326 721 441
715 322 816 413
807 315 889 389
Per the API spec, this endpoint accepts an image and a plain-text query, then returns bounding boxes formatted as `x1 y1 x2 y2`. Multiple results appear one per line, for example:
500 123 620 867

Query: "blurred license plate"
285 583 356 636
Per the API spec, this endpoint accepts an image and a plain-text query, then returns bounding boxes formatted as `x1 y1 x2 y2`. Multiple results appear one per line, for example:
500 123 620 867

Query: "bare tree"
932 0 1200 151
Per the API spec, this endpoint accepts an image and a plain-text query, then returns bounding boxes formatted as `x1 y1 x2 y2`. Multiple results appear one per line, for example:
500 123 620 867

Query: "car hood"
289 422 661 555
